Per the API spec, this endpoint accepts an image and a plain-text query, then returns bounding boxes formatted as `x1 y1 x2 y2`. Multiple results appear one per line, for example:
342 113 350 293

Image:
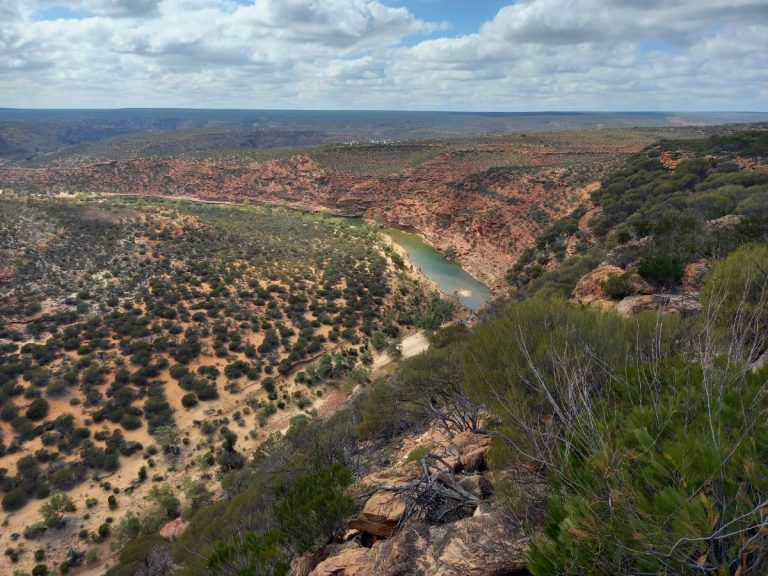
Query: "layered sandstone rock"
614 293 703 316
1 136 644 290
159 517 188 541
313 512 528 576
348 491 407 538
682 259 710 293
573 264 655 306
308 547 373 576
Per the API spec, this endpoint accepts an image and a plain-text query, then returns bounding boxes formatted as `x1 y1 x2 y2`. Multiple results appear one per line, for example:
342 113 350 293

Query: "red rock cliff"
0 140 646 290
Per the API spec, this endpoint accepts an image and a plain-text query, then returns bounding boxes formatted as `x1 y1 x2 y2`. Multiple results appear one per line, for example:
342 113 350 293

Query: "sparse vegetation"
3 123 767 576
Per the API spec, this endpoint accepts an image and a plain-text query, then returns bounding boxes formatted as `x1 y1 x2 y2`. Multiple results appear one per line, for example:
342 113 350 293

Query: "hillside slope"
1 130 698 288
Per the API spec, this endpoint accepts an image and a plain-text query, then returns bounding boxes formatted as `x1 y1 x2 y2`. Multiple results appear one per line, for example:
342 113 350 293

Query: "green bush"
25 398 50 421
23 522 47 540
464 296 674 471
39 492 75 528
637 253 685 286
701 243 768 362
2 487 28 512
105 534 166 576
112 511 141 550
601 272 633 299
529 361 768 576
357 379 404 440
181 393 198 408
145 484 180 518
207 464 354 574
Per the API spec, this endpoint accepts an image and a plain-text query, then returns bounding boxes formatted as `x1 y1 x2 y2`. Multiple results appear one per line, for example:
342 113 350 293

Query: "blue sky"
385 0 512 38
2 0 767 110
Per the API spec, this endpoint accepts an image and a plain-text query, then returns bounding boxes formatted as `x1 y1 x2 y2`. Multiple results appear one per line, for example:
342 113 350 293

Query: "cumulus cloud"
0 0 765 110
483 0 768 46
34 0 161 17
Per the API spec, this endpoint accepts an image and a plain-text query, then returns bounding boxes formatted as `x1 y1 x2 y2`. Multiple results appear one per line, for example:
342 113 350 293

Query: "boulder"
706 214 743 231
309 547 374 576
365 511 529 575
450 431 492 473
572 264 625 303
573 264 657 306
614 294 657 316
615 294 702 317
682 259 710 293
348 491 406 538
452 430 491 452
159 517 189 541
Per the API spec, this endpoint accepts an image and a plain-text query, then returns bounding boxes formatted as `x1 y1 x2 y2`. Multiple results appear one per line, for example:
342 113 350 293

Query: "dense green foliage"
167 411 362 576
207 464 353 575
493 131 768 573
529 360 768 575
509 130 768 297
701 243 768 362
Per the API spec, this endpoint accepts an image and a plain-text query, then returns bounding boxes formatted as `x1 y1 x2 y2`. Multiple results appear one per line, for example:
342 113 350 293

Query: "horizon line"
1 107 768 114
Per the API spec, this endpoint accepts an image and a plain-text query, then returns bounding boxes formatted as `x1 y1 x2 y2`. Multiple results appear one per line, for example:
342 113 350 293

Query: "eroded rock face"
332 427 525 575
682 259 710 293
573 260 709 317
573 264 624 304
348 491 407 538
158 517 188 541
614 294 702 316
316 512 528 576
308 547 374 576
1 136 645 290
573 264 658 306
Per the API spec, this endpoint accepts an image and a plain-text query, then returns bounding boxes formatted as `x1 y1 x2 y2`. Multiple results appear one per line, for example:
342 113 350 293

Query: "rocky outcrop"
348 491 406 538
573 261 709 317
705 214 743 231
572 264 655 306
614 293 702 316
307 547 374 576
158 517 188 541
312 511 528 576
1 136 647 289
317 427 527 576
682 259 710 293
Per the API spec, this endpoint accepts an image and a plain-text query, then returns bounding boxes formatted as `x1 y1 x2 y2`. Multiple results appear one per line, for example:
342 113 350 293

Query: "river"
332 216 490 310
331 217 490 310
381 228 491 311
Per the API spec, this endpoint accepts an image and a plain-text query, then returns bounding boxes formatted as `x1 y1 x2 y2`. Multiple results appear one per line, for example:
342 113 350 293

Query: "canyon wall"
0 139 647 290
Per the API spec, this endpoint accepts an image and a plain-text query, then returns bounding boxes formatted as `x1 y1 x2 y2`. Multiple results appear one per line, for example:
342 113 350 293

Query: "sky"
1 0 767 111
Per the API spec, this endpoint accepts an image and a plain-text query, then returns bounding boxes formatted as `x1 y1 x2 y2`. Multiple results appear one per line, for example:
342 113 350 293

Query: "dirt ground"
0 219 444 576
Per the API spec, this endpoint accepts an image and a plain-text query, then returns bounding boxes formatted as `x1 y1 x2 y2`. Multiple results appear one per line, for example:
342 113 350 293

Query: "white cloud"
34 0 161 17
483 0 768 46
0 0 765 110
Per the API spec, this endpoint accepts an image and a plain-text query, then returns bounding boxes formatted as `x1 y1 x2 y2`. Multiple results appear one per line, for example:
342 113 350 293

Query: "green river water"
382 228 491 311
330 216 491 310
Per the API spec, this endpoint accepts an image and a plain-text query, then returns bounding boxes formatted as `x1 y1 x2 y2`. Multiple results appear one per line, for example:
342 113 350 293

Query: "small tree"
153 425 181 456
26 398 50 421
112 511 141 550
146 484 180 518
40 492 75 528
217 429 245 472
